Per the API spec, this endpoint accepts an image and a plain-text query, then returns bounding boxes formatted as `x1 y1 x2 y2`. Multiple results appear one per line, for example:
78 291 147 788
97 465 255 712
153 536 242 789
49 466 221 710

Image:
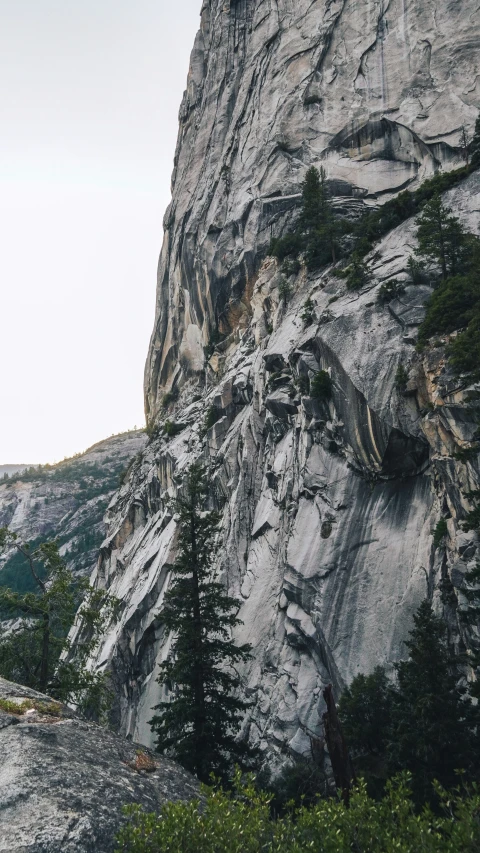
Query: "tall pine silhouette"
150 464 252 783
300 166 339 268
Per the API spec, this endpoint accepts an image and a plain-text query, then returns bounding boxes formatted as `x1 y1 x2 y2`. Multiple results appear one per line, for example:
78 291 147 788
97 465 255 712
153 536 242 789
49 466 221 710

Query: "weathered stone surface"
0 678 199 852
79 170 480 773
145 0 480 419
67 2 480 778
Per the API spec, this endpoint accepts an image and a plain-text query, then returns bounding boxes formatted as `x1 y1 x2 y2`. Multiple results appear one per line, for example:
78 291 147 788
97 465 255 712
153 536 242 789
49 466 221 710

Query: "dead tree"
322 683 356 806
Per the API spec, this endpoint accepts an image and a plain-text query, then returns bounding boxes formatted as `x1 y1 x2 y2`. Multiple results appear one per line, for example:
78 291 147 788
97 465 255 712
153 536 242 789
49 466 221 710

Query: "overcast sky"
0 0 201 464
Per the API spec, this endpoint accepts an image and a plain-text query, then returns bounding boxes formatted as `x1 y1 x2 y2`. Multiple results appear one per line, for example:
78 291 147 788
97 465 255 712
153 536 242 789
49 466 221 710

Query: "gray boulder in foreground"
0 678 199 852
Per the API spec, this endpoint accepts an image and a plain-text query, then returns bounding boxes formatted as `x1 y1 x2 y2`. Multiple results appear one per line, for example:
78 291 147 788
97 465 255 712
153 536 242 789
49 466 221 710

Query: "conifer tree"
415 194 466 279
470 113 480 168
339 601 480 805
300 166 340 268
0 528 116 716
388 600 480 806
150 464 252 783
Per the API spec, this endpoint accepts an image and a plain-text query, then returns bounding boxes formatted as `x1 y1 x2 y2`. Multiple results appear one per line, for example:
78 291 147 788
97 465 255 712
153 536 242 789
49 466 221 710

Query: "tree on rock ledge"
150 464 252 784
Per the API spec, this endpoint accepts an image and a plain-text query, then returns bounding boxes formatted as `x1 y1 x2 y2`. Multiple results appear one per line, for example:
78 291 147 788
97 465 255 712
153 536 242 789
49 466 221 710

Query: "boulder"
0 678 199 852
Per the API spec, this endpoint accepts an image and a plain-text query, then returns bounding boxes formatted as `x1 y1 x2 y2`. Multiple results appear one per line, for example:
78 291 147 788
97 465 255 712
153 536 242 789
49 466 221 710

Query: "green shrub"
407 255 426 284
447 313 480 379
161 389 179 409
202 406 223 436
377 279 406 304
395 363 409 391
163 421 184 438
115 771 480 853
311 370 332 401
336 254 370 291
433 518 449 548
278 277 292 303
269 232 303 262
281 257 301 276
300 297 315 326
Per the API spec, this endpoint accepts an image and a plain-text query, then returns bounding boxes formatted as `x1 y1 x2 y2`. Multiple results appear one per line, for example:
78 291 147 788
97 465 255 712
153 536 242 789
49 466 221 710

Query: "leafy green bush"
300 297 315 326
336 254 370 290
311 370 332 401
163 421 184 438
116 771 480 853
278 277 292 303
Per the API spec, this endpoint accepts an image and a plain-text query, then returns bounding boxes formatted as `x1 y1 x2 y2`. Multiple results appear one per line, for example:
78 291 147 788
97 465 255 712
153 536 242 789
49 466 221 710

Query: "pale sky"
0 0 201 463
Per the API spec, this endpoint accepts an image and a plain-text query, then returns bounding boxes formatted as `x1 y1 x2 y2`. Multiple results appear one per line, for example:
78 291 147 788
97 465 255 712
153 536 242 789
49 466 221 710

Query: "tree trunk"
322 684 356 807
190 506 206 781
39 611 50 693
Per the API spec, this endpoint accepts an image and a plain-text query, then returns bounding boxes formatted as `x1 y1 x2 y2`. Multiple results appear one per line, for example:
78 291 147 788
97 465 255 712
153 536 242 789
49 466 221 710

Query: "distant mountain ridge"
0 464 37 478
0 431 147 590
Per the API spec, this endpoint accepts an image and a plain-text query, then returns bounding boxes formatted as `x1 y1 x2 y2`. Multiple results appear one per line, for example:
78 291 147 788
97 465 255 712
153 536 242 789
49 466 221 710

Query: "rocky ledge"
0 678 199 853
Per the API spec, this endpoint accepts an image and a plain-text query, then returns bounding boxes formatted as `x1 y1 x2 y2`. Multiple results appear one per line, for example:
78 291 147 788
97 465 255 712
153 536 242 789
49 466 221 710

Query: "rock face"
145 0 480 420
0 432 146 580
0 677 199 852
79 1 479 770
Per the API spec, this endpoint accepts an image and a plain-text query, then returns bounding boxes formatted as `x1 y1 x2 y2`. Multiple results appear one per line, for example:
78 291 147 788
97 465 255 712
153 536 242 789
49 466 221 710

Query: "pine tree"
470 113 480 168
0 528 115 716
150 464 252 783
300 166 340 268
416 194 466 279
388 600 480 806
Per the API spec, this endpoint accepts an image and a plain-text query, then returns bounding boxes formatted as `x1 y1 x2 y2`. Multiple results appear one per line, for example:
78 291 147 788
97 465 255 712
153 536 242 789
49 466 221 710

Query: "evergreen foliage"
336 253 370 291
311 370 332 401
150 465 252 783
377 278 406 304
415 194 467 279
269 167 342 273
300 297 315 326
394 363 409 391
300 166 341 269
0 528 116 717
470 113 480 168
433 518 449 547
339 601 480 807
417 233 480 379
116 771 480 853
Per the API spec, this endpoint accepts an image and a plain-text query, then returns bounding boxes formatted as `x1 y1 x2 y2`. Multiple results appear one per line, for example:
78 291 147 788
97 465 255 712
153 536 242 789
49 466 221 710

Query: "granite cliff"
81 0 480 770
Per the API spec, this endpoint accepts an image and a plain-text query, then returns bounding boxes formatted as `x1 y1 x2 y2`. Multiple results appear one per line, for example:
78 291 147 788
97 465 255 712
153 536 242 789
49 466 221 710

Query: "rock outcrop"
145 0 480 420
0 677 199 852
78 1 479 772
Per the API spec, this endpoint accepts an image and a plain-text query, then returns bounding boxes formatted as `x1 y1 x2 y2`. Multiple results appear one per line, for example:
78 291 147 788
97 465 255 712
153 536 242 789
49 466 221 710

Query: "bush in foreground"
116 771 480 853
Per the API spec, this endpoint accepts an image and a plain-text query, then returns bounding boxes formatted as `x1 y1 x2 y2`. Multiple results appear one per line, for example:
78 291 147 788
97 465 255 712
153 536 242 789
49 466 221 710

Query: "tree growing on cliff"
0 528 116 717
150 464 252 784
415 194 466 279
300 166 341 268
470 113 480 168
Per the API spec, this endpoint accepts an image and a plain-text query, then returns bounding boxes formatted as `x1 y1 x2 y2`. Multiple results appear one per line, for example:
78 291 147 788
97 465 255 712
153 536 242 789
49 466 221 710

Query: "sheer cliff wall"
145 0 479 421
81 0 480 766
